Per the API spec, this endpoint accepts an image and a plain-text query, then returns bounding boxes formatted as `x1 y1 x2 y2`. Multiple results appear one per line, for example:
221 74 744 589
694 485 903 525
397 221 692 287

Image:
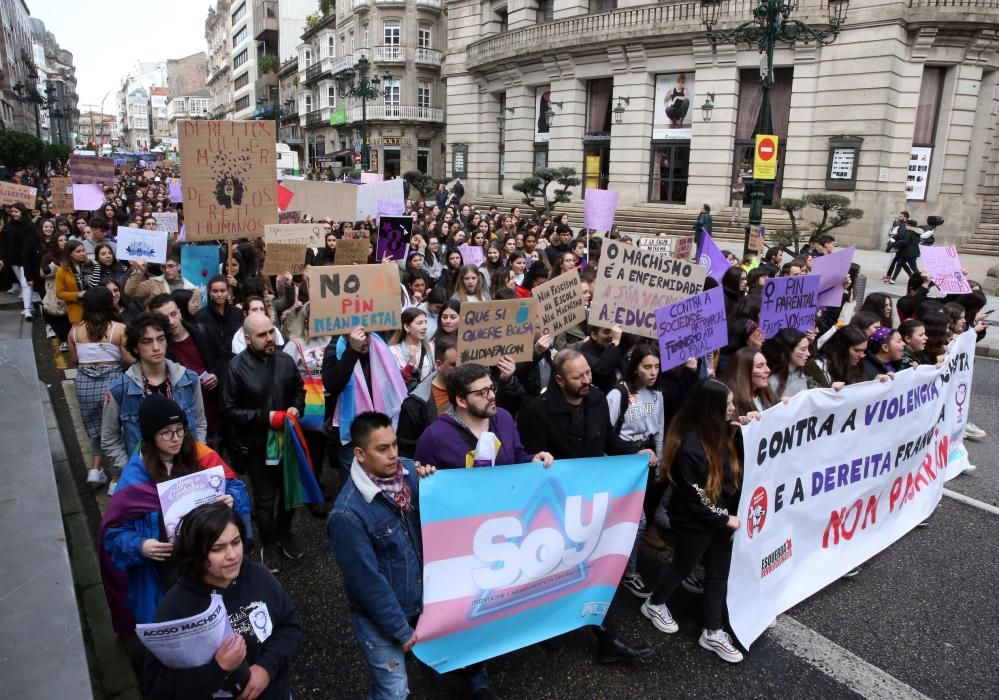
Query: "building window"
328 85 337 108
649 144 689 204
233 25 247 47
417 146 430 174
417 83 431 110
234 72 249 90
233 49 248 69
235 95 250 111
534 145 548 171
586 78 613 135
303 93 313 113
304 49 312 68
384 78 401 117
496 7 508 32
350 32 355 52
328 35 336 57
231 1 246 23
418 24 432 49
384 20 401 46
538 0 554 21
589 0 616 12
340 35 346 57
363 24 369 48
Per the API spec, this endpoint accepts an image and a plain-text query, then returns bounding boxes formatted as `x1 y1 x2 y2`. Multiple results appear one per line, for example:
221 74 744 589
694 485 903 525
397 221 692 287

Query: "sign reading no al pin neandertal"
306 264 401 337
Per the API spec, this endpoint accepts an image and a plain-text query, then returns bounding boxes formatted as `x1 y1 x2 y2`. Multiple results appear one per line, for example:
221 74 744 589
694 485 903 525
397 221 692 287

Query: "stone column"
547 70 586 199
507 0 536 30
475 88 502 194
686 41 738 213
608 55 654 207
503 83 536 196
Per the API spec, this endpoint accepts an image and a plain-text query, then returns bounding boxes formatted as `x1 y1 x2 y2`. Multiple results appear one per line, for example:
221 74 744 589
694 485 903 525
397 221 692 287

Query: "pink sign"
72 183 106 211
920 245 971 294
583 189 618 230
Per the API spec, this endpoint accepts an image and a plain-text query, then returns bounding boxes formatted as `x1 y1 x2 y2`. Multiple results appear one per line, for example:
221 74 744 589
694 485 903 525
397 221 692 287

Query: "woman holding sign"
144 502 301 700
100 395 251 636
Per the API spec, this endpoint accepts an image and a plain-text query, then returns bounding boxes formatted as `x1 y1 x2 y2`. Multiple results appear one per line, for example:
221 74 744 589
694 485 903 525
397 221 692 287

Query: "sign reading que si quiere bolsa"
754 134 779 180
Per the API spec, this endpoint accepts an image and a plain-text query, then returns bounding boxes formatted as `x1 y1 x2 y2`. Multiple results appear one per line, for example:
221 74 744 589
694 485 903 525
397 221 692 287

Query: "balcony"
351 0 370 11
332 49 373 76
374 0 404 4
414 47 443 67
346 104 443 123
255 71 278 99
415 0 442 9
253 0 278 43
303 57 334 85
373 45 406 64
303 107 333 128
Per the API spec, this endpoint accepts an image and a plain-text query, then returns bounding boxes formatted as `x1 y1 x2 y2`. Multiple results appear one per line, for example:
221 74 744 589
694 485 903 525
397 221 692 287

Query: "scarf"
332 332 407 445
370 468 412 511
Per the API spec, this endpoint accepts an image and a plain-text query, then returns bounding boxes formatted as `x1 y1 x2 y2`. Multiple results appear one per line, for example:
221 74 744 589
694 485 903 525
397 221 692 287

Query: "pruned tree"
512 167 581 218
771 197 806 254
805 193 864 236
403 169 442 198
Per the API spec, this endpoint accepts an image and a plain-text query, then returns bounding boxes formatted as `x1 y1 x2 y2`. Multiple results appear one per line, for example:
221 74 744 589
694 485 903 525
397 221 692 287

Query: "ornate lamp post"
700 0 850 253
334 56 392 171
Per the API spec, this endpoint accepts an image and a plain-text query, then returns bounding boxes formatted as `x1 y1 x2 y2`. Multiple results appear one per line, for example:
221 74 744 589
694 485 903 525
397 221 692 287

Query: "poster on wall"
653 73 695 140
535 85 551 144
906 146 931 201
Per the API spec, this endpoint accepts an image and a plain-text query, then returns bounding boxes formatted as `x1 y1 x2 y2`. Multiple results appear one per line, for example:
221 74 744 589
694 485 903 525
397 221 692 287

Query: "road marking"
773 615 932 700
943 488 999 515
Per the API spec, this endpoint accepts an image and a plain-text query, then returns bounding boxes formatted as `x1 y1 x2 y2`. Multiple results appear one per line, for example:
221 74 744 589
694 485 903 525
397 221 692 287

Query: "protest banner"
413 454 647 672
697 230 731 282
0 181 37 207
759 275 820 338
356 178 405 220
583 189 618 230
264 223 328 248
156 467 226 541
263 245 308 275
335 238 371 265
307 264 400 336
152 212 179 233
181 244 220 306
654 286 727 371
178 120 278 240
532 269 585 337
136 594 231 668
69 154 116 184
919 245 971 294
360 171 383 184
117 228 169 264
280 180 357 221
71 183 105 211
637 235 694 260
591 239 706 339
810 245 855 307
727 331 975 649
456 298 538 366
376 216 412 261
49 177 73 213
457 243 485 267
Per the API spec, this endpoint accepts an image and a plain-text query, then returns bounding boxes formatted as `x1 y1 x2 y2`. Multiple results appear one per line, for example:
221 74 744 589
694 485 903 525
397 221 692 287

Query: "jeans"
648 525 733 630
891 256 920 281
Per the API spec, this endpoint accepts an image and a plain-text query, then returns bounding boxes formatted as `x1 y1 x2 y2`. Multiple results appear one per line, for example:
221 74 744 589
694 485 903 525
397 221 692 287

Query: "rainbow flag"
299 377 326 432
282 415 324 508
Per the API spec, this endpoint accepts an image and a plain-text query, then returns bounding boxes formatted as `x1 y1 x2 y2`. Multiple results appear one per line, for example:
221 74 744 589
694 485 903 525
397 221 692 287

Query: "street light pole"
700 0 850 255
99 91 109 148
334 56 392 172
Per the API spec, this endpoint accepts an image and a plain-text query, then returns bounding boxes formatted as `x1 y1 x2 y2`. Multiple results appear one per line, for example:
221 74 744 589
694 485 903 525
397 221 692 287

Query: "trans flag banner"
413 455 647 673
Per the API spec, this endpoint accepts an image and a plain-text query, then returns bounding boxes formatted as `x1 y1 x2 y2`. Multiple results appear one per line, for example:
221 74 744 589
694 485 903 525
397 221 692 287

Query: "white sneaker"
7 284 21 295
22 309 32 321
640 599 678 634
45 325 56 339
964 422 986 441
87 469 107 487
107 479 118 497
699 629 744 663
964 464 977 473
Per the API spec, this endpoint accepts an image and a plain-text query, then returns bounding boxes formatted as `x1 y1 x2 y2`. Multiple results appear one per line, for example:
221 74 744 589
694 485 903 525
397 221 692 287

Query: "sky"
31 0 211 112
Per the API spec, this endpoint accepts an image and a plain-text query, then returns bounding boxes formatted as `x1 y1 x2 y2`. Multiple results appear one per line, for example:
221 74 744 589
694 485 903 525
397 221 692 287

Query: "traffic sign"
754 134 779 180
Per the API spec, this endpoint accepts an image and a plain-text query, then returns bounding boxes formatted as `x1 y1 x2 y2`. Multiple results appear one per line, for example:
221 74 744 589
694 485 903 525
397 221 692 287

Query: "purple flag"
697 230 731 282
654 286 728 372
583 189 618 230
811 245 855 307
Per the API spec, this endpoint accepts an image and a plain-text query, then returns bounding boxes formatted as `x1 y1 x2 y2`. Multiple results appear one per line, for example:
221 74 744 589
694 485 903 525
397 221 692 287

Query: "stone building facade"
446 0 999 248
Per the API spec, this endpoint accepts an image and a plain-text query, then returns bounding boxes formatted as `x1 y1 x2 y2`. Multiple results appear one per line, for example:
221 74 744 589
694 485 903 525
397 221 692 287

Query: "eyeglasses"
156 426 186 440
463 384 497 399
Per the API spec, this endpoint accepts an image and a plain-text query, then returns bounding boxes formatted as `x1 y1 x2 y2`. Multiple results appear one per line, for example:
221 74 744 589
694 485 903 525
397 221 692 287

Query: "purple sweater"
412 408 534 469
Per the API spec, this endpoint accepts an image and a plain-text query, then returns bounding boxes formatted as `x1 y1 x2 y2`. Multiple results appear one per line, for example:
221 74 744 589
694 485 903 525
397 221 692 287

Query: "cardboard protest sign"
591 239 706 339
261 223 329 275
118 228 169 264
335 239 371 265
178 120 278 240
919 245 971 294
280 180 357 221
457 244 485 267
69 155 116 184
181 244 220 306
532 269 585 338
356 178 405 220
49 177 73 213
72 183 105 211
810 245 855 307
748 225 766 253
637 235 694 260
0 181 37 207
759 275 820 338
583 189 618 230
152 212 179 233
457 298 538 367
263 244 308 276
307 264 401 336
654 286 727 372
376 216 412 261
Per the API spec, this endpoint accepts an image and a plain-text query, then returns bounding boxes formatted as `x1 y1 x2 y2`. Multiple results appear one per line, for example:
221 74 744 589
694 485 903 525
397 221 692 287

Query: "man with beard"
517 349 655 665
221 313 305 572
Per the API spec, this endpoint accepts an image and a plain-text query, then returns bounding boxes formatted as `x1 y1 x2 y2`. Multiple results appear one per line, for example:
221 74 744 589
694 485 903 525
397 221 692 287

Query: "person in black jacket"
889 218 922 283
195 275 243 364
578 323 624 395
1 203 37 319
640 378 745 663
221 314 305 571
144 502 301 700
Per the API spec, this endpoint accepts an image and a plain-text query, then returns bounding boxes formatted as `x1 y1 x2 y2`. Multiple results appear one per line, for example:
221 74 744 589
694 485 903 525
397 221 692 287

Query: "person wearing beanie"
515 260 550 298
100 394 251 638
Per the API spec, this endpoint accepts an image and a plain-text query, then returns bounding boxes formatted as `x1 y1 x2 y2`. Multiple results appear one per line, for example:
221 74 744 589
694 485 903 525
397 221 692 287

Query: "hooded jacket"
413 407 534 469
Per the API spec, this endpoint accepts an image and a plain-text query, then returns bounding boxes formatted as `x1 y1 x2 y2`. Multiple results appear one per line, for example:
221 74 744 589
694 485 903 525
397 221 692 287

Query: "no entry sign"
754 134 779 180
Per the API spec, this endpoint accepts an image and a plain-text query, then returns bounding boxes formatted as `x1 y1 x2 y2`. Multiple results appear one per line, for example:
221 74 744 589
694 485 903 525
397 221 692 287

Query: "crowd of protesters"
0 161 991 699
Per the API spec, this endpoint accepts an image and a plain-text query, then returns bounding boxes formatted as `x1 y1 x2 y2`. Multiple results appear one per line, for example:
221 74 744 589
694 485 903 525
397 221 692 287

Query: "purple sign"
168 178 183 202
376 216 411 261
810 245 855 307
583 189 618 231
759 274 820 338
457 243 485 267
654 286 727 372
377 199 405 216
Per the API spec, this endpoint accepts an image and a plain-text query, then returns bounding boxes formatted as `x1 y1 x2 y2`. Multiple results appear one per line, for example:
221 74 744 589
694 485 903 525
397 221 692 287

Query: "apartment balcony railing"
253 0 278 42
372 45 406 63
351 0 371 11
414 47 443 66
415 0 443 9
303 57 335 85
374 0 404 5
346 104 443 122
303 107 333 128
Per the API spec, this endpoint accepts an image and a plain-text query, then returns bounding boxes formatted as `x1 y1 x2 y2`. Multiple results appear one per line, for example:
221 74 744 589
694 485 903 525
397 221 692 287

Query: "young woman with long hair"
433 298 461 340
722 346 777 415
860 292 894 328
55 239 92 350
762 328 814 398
88 242 128 288
641 378 745 663
1 203 37 319
452 264 490 302
804 325 868 389
917 309 949 365
861 326 905 380
388 307 434 391
436 248 464 299
39 231 70 342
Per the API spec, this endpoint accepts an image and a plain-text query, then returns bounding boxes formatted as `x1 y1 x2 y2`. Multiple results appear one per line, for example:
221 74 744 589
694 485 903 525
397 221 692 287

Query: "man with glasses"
124 253 197 310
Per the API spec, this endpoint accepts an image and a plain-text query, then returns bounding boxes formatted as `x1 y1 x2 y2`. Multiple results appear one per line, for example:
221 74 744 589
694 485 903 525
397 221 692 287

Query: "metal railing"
346 104 443 122
373 45 406 63
351 0 370 9
415 0 443 8
415 47 443 66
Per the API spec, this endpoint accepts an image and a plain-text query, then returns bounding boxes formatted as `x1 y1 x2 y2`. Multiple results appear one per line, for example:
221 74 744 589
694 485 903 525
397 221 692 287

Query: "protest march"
0 121 992 700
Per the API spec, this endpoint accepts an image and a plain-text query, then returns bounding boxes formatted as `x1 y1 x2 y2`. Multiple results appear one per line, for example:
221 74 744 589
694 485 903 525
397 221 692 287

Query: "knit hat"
139 394 187 441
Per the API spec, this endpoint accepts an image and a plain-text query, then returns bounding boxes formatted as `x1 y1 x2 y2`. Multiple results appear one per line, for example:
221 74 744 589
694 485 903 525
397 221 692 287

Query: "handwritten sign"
152 212 179 233
264 223 328 248
49 177 73 213
117 228 169 264
654 287 728 372
0 181 37 207
278 210 301 224
637 235 694 260
920 245 971 294
748 225 766 253
356 178 405 220
307 264 401 336
167 177 183 202
591 239 706 339
456 298 538 367
281 180 357 221
457 244 485 267
532 269 585 337
181 244 220 306
376 216 412 261
759 275 820 338
178 120 277 240
69 155 116 184
335 238 371 265
583 189 618 230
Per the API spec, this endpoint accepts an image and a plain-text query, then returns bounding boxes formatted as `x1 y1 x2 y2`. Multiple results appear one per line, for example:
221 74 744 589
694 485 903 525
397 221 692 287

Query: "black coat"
667 431 741 531
579 338 623 395
895 227 921 259
221 348 305 454
1 218 34 268
195 303 243 364
517 383 614 460
166 320 224 378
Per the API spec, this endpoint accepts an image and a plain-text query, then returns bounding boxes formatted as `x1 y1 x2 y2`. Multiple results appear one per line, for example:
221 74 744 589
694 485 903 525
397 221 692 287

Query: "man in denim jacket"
328 411 492 699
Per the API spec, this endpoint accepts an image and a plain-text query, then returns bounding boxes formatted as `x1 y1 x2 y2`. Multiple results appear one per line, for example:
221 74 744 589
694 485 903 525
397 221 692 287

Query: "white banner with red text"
728 331 975 648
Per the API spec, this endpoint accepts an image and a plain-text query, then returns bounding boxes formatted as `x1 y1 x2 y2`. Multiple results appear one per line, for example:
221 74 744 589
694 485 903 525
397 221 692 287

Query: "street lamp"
701 92 715 122
700 0 850 254
12 82 45 138
334 56 392 171
612 96 630 125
